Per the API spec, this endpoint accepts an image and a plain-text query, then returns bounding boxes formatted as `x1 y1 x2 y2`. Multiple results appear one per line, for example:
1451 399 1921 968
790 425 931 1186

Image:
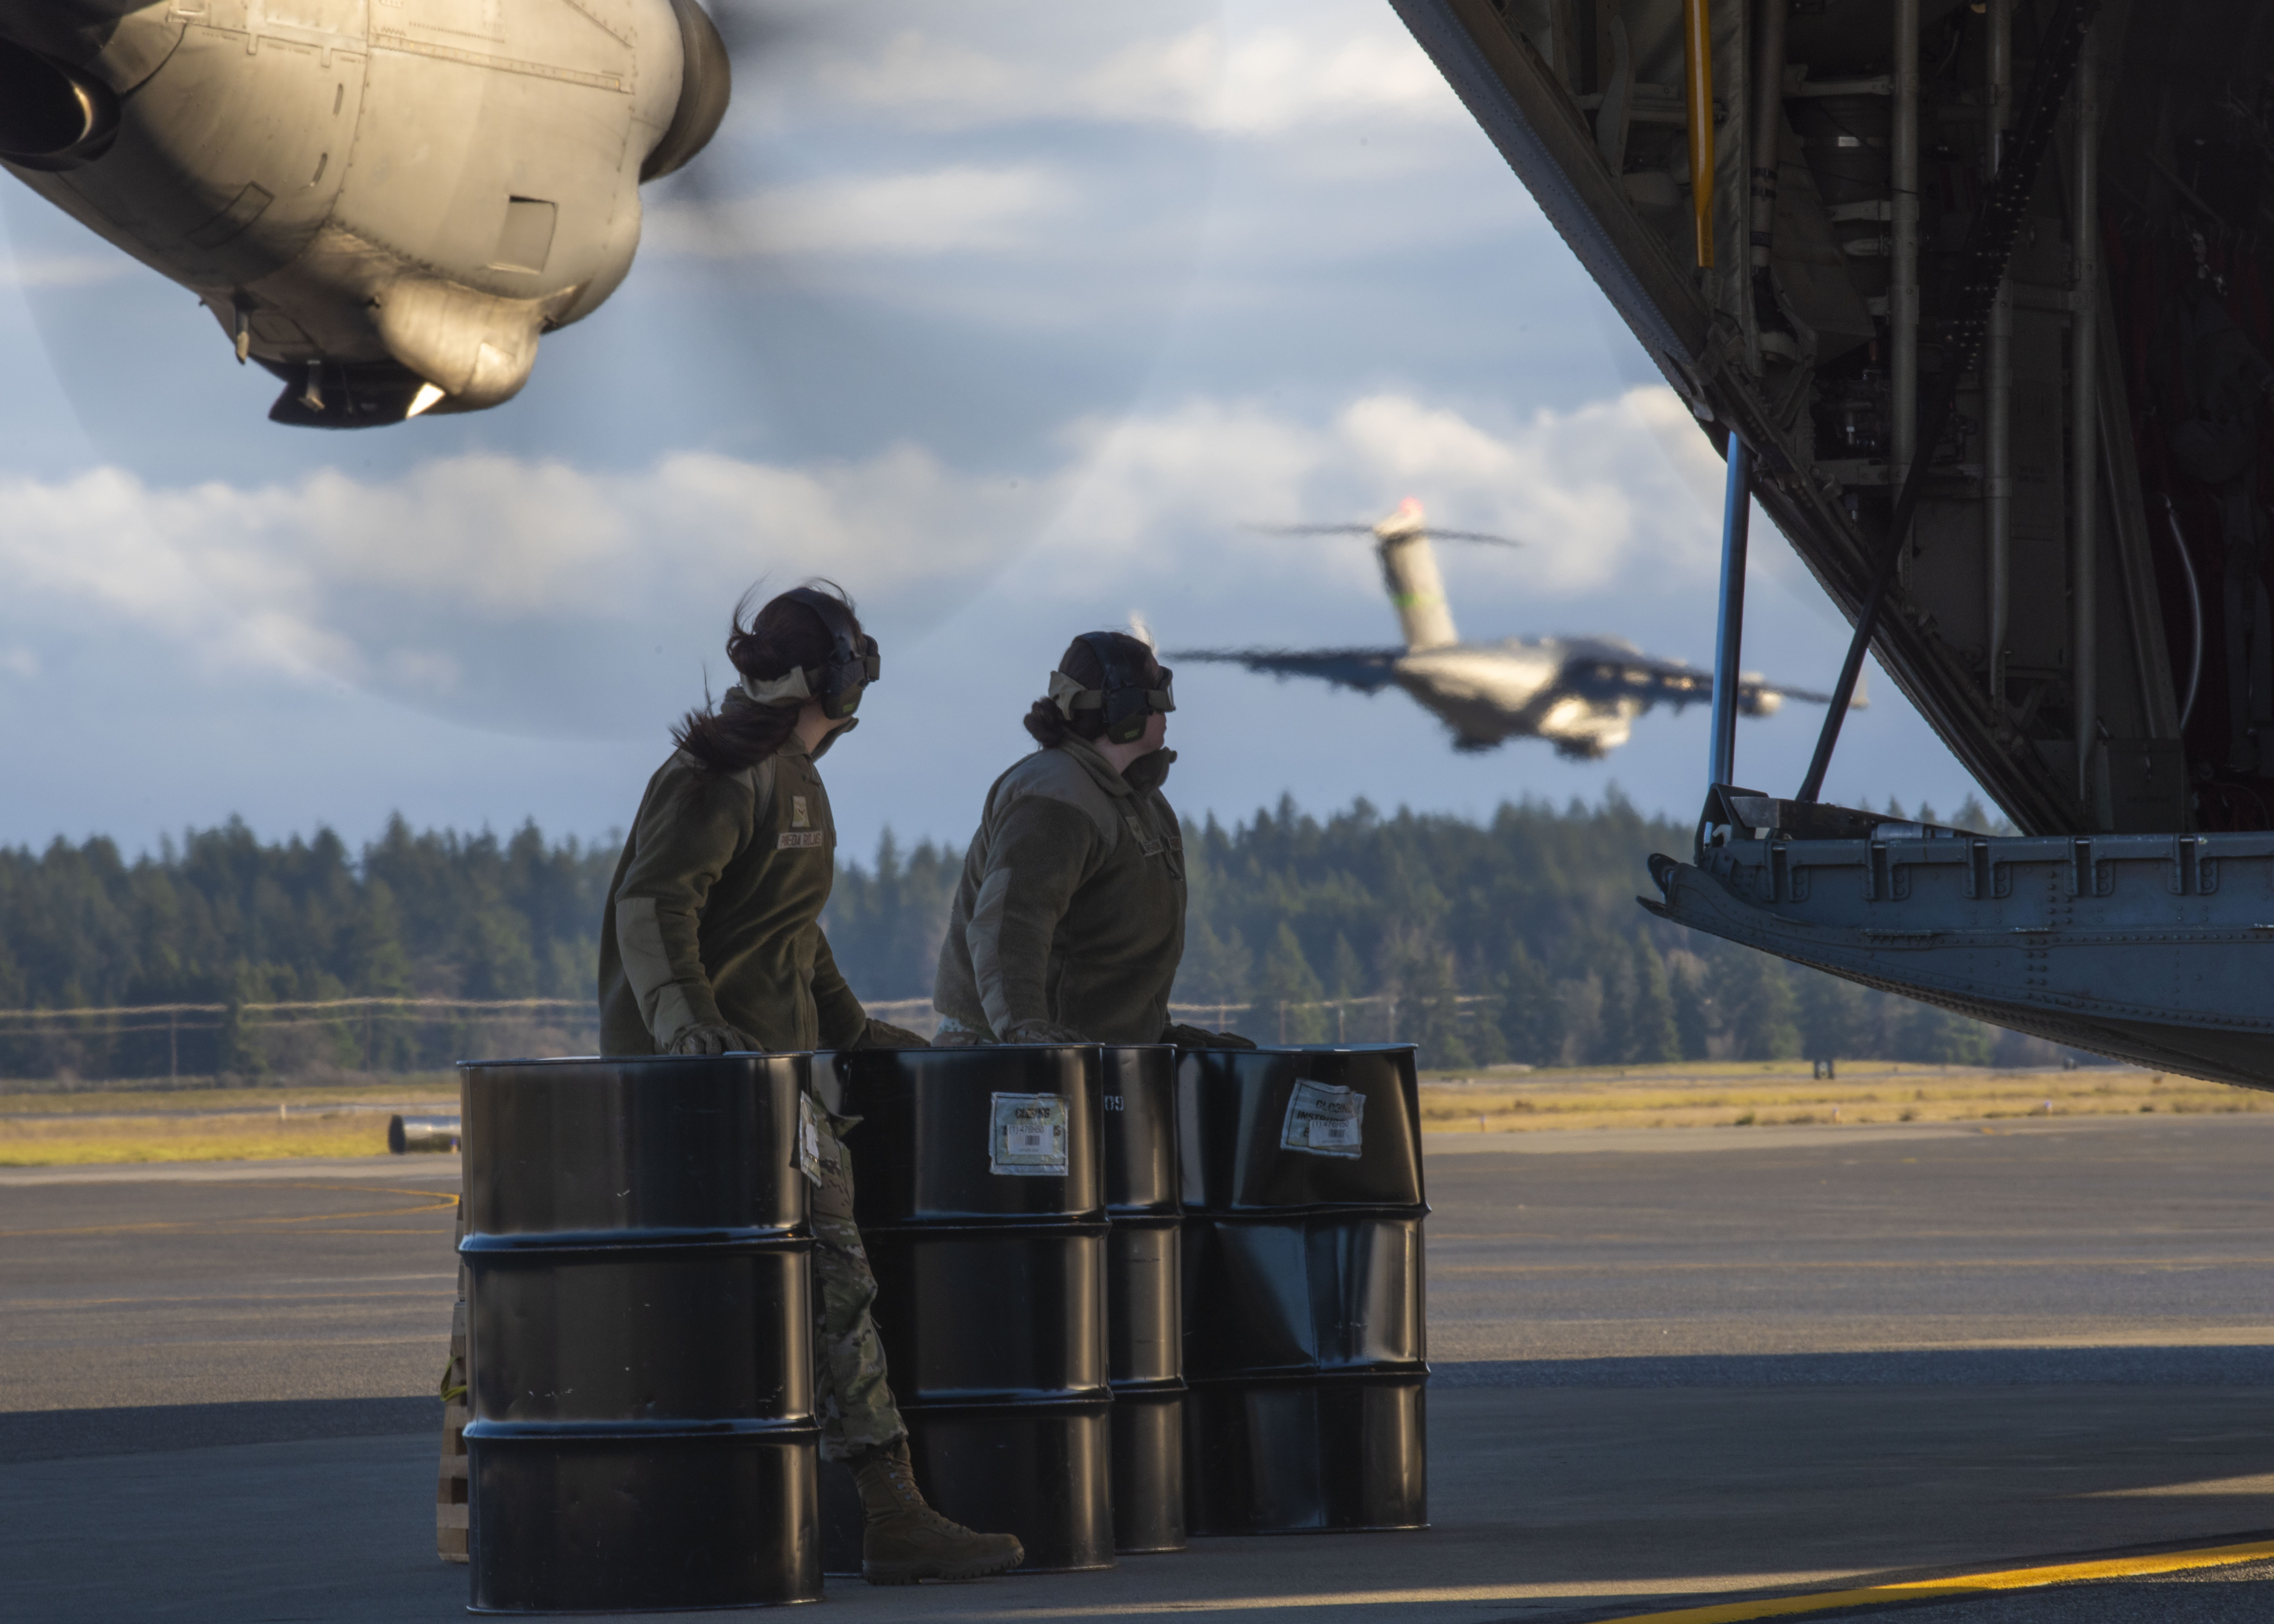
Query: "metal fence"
865 994 1496 1046
0 992 1487 1086
0 997 600 1086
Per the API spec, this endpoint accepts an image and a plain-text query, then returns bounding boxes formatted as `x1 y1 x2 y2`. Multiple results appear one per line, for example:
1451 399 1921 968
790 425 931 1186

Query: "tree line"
0 795 2051 1080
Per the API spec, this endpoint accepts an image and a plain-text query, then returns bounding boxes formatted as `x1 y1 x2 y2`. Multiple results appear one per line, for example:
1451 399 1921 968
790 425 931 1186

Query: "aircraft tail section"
1373 500 1459 651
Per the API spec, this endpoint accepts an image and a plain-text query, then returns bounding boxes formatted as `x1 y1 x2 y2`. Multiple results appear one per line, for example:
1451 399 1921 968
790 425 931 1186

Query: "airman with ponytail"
598 583 1024 1585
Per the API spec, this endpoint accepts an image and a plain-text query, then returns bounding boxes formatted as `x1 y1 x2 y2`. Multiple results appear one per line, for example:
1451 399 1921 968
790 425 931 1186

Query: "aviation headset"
740 587 881 722
1048 632 1175 746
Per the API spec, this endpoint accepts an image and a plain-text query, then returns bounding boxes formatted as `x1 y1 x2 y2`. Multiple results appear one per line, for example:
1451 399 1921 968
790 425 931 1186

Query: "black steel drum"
1177 1045 1428 1535
825 1045 1114 1574
1100 1044 1186 1554
459 1055 821 1613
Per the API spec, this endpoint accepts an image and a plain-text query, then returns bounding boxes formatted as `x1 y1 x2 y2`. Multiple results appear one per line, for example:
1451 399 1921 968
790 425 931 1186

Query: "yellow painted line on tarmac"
0 1187 456 1238
2083 1473 2274 1498
955 1543 2274 1619
961 1574 1863 1616
1437 1257 2274 1275
1585 1537 2274 1624
252 1198 460 1224
8 1288 454 1309
291 1227 457 1235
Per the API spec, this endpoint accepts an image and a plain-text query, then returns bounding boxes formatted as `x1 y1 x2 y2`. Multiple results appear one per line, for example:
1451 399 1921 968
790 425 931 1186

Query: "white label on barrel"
989 1092 1069 1176
1280 1079 1365 1158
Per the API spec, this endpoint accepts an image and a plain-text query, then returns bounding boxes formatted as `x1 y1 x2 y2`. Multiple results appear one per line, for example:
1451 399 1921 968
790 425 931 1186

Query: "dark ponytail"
1023 632 1157 748
674 583 863 776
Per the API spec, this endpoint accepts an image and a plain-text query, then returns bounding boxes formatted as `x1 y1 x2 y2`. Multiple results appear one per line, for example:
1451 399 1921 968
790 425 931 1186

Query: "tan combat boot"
851 1438 1025 1585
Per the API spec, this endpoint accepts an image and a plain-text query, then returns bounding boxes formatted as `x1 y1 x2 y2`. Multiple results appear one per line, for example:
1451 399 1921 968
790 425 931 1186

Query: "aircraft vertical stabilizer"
1374 499 1460 651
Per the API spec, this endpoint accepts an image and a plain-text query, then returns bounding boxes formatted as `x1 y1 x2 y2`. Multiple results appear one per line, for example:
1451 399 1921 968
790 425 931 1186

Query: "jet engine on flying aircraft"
1172 499 1849 758
0 0 729 425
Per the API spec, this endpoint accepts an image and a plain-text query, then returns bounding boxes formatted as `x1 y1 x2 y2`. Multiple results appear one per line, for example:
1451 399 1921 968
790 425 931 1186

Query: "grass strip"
1418 1060 2271 1133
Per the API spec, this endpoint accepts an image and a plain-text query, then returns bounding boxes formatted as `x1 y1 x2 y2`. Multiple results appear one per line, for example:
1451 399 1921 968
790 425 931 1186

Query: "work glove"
858 1017 932 1049
1160 1022 1257 1050
665 1021 763 1055
1004 1017 1089 1044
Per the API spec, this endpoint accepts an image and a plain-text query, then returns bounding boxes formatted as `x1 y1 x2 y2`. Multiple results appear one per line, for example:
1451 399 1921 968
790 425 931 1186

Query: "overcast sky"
0 0 1993 865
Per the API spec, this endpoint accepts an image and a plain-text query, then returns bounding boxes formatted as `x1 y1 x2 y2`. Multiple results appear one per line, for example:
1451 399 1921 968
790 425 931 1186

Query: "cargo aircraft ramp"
1388 0 2274 1085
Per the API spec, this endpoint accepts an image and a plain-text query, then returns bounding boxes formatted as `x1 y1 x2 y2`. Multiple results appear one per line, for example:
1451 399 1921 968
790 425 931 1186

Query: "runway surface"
5 1113 2270 1621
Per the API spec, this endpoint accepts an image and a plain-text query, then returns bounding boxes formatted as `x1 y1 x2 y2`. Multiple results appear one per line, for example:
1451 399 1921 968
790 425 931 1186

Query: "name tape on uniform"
777 831 825 849
1280 1078 1365 1158
989 1091 1069 1177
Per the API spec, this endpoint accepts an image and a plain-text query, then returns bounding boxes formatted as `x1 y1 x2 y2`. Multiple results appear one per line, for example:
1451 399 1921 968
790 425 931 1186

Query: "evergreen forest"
0 794 2051 1081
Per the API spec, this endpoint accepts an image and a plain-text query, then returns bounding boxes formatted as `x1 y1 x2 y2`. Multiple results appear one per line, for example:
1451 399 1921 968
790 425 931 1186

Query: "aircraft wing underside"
1558 650 1835 713
1388 0 2231 839
1173 649 1406 695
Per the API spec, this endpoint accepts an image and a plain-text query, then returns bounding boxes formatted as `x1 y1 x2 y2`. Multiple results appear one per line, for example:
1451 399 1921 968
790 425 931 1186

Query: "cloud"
0 386 1723 737
0 447 1052 736
797 15 1458 136
1037 385 1723 603
0 252 129 289
647 165 1072 259
1201 27 1462 134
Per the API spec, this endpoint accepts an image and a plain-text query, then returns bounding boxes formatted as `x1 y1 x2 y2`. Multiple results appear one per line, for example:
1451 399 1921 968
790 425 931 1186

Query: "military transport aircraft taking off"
0 0 733 425
1172 499 1847 759
1388 0 2274 1087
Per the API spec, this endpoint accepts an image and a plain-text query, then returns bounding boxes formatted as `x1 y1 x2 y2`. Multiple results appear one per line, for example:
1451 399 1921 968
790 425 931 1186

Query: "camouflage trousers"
808 1101 908 1462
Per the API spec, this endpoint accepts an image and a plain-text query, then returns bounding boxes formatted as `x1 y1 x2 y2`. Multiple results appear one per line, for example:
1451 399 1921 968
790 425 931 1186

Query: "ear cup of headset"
1105 708 1150 745
1078 631 1146 743
783 586 876 718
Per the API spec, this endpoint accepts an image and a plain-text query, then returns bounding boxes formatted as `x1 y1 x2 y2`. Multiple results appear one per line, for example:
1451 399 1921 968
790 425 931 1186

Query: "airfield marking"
2082 1472 2274 1498
287 1228 455 1236
11 1288 454 1309
961 1539 2274 1620
0 1183 457 1239
1581 1535 2274 1623
951 1575 1865 1616
1436 1257 2274 1274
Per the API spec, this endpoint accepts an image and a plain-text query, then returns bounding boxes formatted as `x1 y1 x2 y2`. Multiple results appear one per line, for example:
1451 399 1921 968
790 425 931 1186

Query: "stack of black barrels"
1179 1046 1430 1533
830 1045 1116 1573
1100 1044 1187 1554
459 1041 1425 1613
457 1055 823 1612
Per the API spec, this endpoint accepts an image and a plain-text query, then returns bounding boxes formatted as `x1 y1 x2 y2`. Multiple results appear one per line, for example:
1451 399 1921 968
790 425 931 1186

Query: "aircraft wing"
1170 648 1405 696
1558 645 1854 711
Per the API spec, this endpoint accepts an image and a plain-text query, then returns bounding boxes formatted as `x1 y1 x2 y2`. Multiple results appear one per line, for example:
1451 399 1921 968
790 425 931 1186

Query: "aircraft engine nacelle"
0 37 119 170
1536 695 1637 761
1739 687 1784 718
0 0 731 426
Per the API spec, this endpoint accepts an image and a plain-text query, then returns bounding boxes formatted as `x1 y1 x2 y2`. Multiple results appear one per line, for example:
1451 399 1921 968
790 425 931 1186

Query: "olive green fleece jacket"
598 723 868 1055
932 737 1186 1045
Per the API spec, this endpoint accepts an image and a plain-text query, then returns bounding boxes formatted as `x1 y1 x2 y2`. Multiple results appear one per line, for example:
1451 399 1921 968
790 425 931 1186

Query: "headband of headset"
1049 632 1174 745
741 587 880 720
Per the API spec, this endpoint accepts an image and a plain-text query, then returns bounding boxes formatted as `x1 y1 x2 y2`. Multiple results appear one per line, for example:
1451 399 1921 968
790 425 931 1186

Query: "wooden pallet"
437 1387 469 1561
437 1198 469 1564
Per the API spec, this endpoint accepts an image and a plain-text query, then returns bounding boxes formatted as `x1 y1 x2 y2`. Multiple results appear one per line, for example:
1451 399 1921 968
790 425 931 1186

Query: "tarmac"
5 1112 2271 1621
